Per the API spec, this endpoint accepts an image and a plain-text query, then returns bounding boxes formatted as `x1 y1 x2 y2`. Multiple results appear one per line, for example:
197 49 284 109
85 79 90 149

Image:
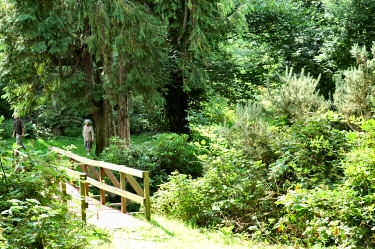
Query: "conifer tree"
153 0 235 133
0 0 165 153
267 67 329 121
334 43 375 118
83 0 165 146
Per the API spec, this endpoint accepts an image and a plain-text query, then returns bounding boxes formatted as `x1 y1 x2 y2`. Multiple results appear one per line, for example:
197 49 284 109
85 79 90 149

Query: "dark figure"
12 115 26 150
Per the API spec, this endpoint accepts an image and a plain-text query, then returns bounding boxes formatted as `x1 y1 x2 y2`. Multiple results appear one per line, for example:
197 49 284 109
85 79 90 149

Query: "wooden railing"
49 146 150 222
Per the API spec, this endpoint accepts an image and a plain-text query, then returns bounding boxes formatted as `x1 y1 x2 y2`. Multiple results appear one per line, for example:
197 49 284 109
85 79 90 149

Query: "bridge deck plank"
65 182 149 229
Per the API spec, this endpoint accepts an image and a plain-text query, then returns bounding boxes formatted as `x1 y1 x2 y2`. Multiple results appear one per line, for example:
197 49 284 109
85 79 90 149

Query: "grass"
96 215 294 249
3 133 155 159
4 136 93 157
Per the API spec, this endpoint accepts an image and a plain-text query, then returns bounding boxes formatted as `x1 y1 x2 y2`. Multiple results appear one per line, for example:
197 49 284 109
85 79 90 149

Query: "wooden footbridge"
49 146 151 227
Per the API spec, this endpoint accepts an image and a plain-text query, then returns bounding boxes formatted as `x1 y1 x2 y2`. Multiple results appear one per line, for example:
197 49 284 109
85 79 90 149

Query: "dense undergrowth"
0 118 108 248
150 45 375 248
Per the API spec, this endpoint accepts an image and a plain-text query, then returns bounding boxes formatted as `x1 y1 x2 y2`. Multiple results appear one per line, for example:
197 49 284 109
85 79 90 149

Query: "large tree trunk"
81 45 114 155
164 69 190 134
116 49 130 146
118 94 130 146
93 98 114 155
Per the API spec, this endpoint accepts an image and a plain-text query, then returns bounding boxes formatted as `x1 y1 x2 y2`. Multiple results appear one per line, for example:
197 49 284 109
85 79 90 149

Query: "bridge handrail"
49 146 144 178
49 146 151 221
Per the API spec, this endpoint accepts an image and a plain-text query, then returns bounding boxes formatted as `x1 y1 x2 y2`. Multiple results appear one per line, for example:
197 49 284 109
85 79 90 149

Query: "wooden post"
120 172 127 213
143 171 151 221
82 164 89 196
62 181 67 207
99 167 106 205
79 174 87 222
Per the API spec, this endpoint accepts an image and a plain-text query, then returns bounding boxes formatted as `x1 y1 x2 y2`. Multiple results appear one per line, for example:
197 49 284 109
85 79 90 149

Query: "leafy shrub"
342 119 375 195
269 113 350 191
188 94 235 126
129 95 167 134
223 101 277 164
0 119 13 139
100 133 203 192
0 199 98 249
0 146 108 248
24 120 36 139
154 150 279 234
63 125 82 137
267 67 330 122
33 105 84 137
275 118 375 248
334 43 375 118
276 187 365 248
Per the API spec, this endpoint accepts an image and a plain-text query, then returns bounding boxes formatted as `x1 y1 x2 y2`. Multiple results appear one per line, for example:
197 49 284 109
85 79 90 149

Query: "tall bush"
154 154 278 233
223 101 276 163
269 113 350 191
267 67 330 122
276 118 375 248
334 42 375 118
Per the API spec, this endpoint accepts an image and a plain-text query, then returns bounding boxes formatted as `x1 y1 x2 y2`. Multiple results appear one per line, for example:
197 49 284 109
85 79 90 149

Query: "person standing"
12 115 26 150
82 119 94 155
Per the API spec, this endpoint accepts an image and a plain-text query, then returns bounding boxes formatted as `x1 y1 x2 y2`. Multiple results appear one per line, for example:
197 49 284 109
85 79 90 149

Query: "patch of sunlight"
95 215 294 249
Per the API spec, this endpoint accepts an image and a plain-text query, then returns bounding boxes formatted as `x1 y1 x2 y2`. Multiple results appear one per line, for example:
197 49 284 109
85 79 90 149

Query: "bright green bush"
154 151 279 233
276 187 364 248
154 112 355 244
275 118 375 248
223 101 277 163
343 119 375 195
188 94 234 126
100 133 203 192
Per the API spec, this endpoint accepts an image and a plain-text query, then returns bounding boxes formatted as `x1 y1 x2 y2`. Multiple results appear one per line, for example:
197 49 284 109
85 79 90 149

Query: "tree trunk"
81 45 114 155
164 69 190 134
93 98 114 155
116 49 130 146
118 94 130 146
52 126 64 136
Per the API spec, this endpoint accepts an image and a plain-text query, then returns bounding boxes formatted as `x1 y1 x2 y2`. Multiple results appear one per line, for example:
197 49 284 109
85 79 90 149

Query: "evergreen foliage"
223 101 275 163
267 67 329 122
334 43 375 118
154 0 236 132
